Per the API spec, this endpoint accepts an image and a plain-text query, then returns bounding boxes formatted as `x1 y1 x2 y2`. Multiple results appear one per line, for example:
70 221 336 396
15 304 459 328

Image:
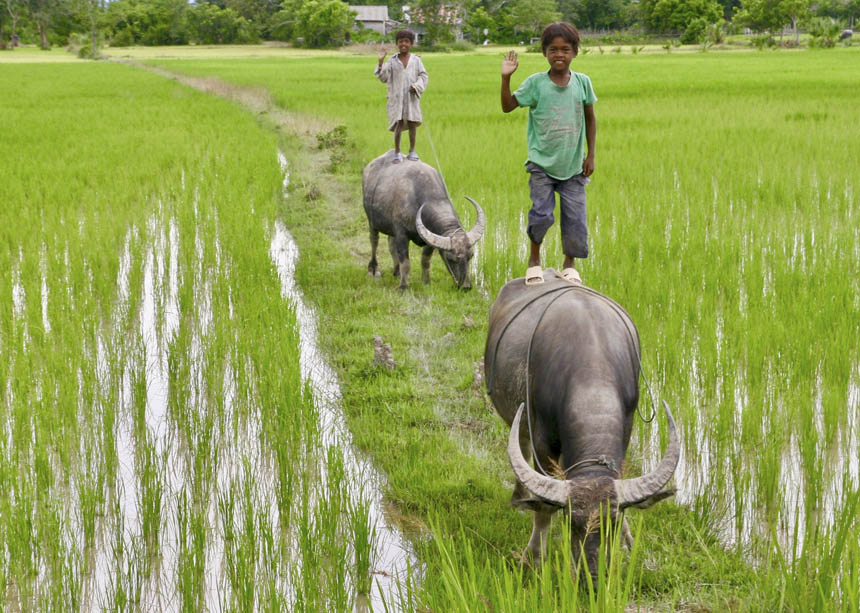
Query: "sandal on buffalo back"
406 151 420 161
392 152 404 164
525 266 544 286
560 267 582 284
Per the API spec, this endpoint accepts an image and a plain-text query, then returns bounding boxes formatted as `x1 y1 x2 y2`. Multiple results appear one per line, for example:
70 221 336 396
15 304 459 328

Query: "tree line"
1 0 857 53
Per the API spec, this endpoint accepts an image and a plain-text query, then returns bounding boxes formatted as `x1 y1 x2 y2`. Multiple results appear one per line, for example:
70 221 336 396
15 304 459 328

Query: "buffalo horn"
415 204 452 250
507 403 569 506
613 401 680 508
464 197 486 247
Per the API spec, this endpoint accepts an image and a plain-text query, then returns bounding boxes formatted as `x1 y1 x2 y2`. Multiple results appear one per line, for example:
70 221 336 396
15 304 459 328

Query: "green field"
1 62 381 610
2 45 859 610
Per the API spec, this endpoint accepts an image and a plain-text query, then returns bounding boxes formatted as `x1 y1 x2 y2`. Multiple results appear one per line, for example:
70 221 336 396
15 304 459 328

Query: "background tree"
463 5 495 42
715 0 741 20
105 0 188 46
75 0 102 56
28 0 65 48
641 0 723 33
199 0 279 37
267 0 302 41
814 0 860 22
559 0 632 31
2 0 25 46
187 3 256 44
293 0 355 47
506 0 561 40
734 0 811 37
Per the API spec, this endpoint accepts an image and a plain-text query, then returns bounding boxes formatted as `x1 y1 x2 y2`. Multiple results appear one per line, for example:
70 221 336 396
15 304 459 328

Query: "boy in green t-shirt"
501 22 597 285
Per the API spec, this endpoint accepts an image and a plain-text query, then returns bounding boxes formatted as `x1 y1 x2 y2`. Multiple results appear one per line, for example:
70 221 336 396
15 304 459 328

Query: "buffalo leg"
527 509 553 568
368 229 381 276
421 246 434 284
392 234 411 289
621 516 634 550
387 236 399 278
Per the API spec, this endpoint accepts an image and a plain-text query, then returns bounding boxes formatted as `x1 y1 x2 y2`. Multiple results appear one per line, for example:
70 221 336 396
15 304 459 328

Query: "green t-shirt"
514 71 597 180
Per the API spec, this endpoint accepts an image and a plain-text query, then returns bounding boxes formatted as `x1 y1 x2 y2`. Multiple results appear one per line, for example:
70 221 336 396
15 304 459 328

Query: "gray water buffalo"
484 271 679 579
362 152 485 290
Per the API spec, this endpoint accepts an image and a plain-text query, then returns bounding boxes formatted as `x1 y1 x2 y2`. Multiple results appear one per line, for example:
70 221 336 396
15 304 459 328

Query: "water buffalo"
362 151 485 290
484 270 679 579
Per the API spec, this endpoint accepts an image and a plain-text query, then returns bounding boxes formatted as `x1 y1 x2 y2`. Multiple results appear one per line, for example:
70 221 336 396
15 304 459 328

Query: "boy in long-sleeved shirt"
375 29 429 163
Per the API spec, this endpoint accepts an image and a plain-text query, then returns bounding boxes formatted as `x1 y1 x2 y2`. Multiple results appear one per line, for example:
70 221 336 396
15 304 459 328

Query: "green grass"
3 44 859 610
149 46 860 609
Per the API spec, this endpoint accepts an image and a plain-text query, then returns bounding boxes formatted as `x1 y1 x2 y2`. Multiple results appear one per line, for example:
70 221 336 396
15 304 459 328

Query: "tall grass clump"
415 511 643 611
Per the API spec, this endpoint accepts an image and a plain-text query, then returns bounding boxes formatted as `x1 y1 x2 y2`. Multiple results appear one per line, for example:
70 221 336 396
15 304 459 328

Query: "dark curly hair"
541 22 580 54
394 29 416 43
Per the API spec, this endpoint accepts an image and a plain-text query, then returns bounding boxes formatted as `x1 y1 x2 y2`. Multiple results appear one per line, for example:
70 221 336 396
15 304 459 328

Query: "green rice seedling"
137 436 163 575
348 495 376 596
175 490 205 612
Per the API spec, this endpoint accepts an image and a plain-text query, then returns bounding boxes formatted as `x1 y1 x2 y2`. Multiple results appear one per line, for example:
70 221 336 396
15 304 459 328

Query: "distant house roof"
350 5 390 22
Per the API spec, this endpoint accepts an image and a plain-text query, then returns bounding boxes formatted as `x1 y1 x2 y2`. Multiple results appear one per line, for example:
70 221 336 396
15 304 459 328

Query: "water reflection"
271 150 417 609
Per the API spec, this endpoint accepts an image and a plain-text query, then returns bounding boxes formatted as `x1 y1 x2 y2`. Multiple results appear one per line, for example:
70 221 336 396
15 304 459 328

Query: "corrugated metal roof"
349 5 390 22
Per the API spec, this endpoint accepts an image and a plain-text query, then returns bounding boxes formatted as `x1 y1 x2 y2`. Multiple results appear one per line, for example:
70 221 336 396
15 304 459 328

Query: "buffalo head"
415 197 485 290
507 401 679 579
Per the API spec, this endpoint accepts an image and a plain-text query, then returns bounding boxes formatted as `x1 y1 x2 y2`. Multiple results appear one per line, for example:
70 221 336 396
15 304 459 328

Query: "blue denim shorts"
526 162 589 259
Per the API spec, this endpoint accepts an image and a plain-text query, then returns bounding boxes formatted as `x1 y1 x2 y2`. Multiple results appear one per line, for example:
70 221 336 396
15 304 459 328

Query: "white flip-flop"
525 266 544 286
560 267 582 284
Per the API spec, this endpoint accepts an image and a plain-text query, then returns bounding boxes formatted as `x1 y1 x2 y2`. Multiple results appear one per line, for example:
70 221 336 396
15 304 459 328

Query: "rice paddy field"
1 62 388 610
2 43 859 610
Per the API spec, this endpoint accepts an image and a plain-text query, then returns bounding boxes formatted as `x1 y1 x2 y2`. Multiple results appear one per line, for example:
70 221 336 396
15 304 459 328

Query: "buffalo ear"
627 488 675 510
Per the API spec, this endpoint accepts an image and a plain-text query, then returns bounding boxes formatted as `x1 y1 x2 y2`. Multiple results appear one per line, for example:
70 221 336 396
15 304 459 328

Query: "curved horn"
415 203 452 251
508 403 569 506
613 401 680 508
463 197 486 247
